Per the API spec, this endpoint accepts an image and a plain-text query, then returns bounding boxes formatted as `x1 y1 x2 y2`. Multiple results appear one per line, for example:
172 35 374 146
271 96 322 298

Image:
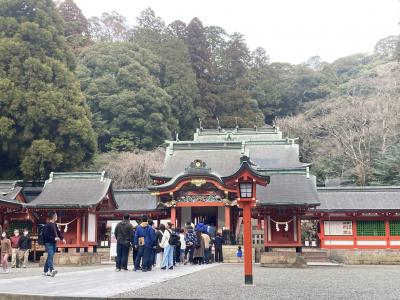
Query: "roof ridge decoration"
317 186 400 192
49 171 106 183
185 159 210 173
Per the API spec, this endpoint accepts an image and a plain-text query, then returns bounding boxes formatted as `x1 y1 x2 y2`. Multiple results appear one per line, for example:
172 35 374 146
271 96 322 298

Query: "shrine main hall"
2 125 400 264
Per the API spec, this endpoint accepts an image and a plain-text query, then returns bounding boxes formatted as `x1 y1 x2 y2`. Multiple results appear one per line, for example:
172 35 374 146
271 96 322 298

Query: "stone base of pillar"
39 252 101 266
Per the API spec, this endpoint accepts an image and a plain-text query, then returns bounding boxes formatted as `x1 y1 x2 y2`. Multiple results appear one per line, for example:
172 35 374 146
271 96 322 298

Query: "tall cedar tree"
58 0 92 54
0 0 97 180
132 9 198 139
185 17 219 124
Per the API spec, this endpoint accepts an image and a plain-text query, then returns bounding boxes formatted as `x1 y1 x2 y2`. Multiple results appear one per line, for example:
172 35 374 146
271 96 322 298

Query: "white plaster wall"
88 213 96 242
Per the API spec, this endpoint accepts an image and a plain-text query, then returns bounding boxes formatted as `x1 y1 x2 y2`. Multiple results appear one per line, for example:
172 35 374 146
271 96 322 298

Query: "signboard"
324 221 353 236
108 220 138 260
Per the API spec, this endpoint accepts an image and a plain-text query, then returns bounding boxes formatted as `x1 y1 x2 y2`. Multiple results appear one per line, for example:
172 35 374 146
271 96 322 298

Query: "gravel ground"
123 263 400 300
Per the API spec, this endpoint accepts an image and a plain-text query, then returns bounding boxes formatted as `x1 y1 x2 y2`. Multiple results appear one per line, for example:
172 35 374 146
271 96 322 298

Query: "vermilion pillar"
242 201 253 285
77 216 81 245
171 207 177 227
385 219 390 249
225 206 231 230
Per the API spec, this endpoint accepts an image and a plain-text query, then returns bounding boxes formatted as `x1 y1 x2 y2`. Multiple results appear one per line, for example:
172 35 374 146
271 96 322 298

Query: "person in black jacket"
18 228 31 268
42 211 65 277
114 214 133 271
213 232 224 263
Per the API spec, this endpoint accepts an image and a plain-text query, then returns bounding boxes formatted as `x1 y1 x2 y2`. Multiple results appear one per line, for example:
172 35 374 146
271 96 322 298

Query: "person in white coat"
160 222 174 270
179 229 186 264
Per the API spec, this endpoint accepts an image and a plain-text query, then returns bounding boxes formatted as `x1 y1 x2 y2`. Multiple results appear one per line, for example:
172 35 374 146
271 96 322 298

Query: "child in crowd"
236 246 243 263
1 232 12 273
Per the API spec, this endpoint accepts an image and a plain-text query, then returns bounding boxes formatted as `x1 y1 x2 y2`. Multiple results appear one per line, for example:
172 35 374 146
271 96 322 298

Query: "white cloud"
75 0 399 64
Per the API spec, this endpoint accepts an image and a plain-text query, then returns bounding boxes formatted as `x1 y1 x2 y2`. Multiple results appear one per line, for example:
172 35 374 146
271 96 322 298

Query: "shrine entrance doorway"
192 206 218 227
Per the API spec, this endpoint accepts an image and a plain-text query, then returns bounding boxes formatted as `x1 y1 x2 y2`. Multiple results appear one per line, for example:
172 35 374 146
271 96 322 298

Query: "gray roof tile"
247 144 309 169
257 174 319 206
161 149 244 177
27 178 113 208
317 186 400 211
114 189 158 211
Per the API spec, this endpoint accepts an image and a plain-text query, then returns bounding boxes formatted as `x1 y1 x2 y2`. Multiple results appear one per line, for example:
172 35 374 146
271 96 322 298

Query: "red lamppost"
221 156 269 285
238 180 257 285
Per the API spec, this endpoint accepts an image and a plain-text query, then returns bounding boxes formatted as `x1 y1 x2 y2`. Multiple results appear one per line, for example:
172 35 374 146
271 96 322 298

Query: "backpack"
168 230 179 246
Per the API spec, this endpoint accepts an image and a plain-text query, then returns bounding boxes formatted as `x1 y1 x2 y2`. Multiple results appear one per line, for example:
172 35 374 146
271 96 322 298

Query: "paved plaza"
1 263 400 299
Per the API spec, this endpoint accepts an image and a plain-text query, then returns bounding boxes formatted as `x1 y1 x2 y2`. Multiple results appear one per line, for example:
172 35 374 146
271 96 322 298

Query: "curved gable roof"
27 173 115 209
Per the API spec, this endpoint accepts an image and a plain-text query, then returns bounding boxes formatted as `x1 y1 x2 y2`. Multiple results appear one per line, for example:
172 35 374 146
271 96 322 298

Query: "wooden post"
225 206 231 230
242 202 253 285
385 219 390 249
297 217 301 245
263 215 268 249
319 218 325 248
171 207 176 227
77 216 81 246
352 219 357 249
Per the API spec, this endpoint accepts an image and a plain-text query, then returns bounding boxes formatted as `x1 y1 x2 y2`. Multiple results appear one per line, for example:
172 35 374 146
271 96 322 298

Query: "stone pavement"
0 263 216 298
2 263 400 299
124 264 400 300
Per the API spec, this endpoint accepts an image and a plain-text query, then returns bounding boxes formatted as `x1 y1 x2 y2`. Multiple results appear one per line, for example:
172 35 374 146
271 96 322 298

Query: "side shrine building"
2 126 400 263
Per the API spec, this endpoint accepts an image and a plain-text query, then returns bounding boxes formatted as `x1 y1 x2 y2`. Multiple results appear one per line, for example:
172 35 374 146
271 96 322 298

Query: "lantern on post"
239 182 254 198
222 156 269 286
237 179 257 285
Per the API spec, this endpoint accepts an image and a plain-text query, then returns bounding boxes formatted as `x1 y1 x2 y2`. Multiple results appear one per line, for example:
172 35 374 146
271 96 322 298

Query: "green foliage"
20 139 62 181
0 0 97 179
88 11 131 42
58 0 92 54
372 144 400 185
132 9 198 139
78 42 175 151
249 62 336 123
3 0 398 188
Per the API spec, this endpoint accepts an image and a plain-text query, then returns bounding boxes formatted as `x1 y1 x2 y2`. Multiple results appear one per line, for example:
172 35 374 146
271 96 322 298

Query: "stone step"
305 257 331 263
307 261 342 267
303 253 329 258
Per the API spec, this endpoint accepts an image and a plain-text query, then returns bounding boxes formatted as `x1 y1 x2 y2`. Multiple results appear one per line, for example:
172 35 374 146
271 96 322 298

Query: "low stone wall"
327 249 400 265
222 245 255 263
39 252 101 266
260 252 307 268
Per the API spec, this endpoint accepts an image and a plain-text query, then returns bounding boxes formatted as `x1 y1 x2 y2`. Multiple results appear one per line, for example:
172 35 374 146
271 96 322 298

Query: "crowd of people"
0 212 239 276
114 214 226 272
1 226 32 273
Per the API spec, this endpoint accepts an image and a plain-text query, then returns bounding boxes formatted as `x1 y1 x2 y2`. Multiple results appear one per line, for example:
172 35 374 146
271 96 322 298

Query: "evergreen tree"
185 17 218 124
58 0 92 54
372 144 400 185
0 0 97 180
133 9 199 139
88 11 131 42
77 42 175 151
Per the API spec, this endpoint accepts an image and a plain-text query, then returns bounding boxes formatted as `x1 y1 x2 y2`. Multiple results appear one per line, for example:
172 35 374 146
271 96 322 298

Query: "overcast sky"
75 0 399 64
